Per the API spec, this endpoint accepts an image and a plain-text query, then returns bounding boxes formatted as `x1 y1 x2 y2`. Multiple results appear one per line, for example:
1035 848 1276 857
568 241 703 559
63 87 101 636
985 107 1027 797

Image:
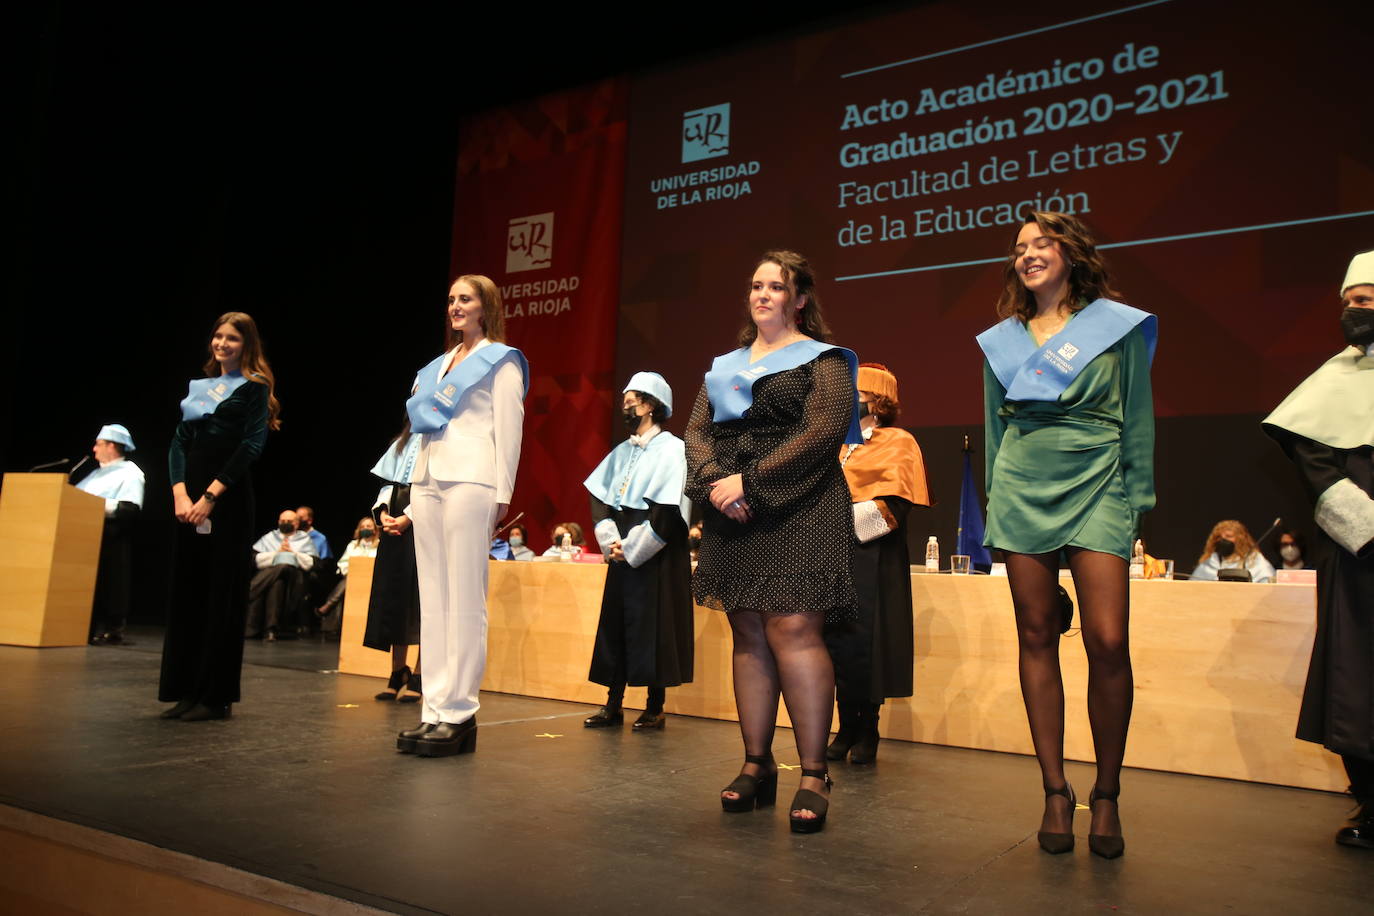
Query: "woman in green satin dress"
979 212 1156 859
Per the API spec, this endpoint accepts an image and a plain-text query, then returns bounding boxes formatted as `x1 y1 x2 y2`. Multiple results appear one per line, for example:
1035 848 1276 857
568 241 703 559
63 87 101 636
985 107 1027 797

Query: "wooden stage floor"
0 633 1370 914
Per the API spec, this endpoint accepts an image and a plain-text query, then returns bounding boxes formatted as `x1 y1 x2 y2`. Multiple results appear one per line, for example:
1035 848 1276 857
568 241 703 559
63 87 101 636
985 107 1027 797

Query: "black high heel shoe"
397 672 423 704
375 665 410 701
415 717 478 757
721 754 778 812
789 769 833 834
1037 783 1076 854
1088 786 1124 859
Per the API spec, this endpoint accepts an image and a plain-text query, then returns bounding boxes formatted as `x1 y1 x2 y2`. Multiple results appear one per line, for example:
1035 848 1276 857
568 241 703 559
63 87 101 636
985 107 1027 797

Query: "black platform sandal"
1038 783 1077 854
1088 786 1124 859
789 769 833 834
721 754 778 812
375 665 410 701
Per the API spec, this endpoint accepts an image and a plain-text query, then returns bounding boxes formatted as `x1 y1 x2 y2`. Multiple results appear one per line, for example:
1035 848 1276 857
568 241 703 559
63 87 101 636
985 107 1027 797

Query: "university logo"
682 103 730 163
1056 342 1080 361
507 212 554 273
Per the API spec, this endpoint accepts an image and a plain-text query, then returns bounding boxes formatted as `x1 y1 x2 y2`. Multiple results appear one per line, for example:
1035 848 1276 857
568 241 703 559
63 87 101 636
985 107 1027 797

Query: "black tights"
727 610 834 801
1007 548 1132 834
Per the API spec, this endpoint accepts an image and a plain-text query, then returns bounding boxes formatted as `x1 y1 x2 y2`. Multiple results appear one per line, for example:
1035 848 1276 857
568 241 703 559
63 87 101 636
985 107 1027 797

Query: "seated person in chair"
246 509 318 640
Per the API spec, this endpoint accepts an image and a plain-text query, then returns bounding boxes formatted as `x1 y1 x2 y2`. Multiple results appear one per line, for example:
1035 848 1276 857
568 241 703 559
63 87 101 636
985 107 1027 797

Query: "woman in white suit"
396 274 528 758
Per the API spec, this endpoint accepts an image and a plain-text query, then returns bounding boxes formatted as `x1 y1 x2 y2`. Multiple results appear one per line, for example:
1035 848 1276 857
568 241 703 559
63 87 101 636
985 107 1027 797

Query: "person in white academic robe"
74 423 145 644
245 508 318 640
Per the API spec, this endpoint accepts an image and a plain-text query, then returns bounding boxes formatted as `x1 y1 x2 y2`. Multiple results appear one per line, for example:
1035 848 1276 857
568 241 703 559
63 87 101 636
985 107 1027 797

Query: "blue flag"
957 449 992 569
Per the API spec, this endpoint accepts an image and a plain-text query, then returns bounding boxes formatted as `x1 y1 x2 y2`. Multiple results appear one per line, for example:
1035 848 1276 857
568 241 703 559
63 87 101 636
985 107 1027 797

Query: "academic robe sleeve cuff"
853 499 894 544
593 519 621 556
103 497 118 518
1315 478 1374 557
621 521 666 568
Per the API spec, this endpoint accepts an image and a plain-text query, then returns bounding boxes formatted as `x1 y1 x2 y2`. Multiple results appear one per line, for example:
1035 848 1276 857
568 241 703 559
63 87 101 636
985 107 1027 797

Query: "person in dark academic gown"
365 430 424 703
1263 249 1374 849
582 372 694 730
825 364 930 764
74 423 145 645
159 311 279 722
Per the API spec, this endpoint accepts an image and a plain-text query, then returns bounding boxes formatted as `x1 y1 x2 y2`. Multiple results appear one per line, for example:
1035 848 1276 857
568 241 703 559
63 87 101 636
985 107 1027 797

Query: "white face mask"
1280 545 1300 562
510 535 524 547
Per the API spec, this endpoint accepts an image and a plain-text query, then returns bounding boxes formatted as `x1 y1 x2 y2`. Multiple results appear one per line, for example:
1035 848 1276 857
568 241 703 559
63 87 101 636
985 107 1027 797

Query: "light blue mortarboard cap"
97 423 136 452
624 371 673 418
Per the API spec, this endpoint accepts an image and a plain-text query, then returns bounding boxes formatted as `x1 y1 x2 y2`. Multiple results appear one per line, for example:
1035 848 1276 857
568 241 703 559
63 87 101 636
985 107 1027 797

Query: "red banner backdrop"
451 79 628 553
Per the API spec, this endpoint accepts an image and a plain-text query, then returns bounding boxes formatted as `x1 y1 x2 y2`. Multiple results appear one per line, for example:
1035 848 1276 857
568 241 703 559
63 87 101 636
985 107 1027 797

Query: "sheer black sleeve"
742 352 854 517
684 383 728 503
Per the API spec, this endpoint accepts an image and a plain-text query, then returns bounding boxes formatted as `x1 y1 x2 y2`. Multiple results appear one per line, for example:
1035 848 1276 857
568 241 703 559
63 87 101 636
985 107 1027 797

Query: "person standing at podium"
74 423 145 646
159 312 280 722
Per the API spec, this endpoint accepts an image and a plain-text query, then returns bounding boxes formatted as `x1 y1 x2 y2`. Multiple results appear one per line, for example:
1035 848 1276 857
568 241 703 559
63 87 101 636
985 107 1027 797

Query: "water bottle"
559 532 574 562
925 536 940 573
1129 538 1145 579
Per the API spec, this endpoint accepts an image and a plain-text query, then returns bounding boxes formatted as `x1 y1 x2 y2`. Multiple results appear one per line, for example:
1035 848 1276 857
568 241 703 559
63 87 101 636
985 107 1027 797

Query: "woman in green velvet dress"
977 212 1156 859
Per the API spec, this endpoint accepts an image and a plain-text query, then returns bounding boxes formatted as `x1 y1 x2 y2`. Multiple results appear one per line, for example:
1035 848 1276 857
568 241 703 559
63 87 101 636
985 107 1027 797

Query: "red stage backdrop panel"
452 79 628 552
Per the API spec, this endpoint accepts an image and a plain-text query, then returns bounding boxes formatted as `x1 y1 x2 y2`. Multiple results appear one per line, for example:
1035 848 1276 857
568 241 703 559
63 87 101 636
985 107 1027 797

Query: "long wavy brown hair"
738 250 834 346
1197 519 1260 566
201 311 282 430
995 212 1122 322
445 274 506 350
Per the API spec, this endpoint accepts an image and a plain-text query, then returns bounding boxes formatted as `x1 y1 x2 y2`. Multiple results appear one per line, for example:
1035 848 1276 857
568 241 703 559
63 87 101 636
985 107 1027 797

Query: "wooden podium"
0 473 105 647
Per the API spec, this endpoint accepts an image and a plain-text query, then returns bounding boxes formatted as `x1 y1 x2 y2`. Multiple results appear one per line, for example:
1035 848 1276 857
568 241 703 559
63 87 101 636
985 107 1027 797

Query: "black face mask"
298 519 312 530
622 407 641 432
360 528 376 539
1215 538 1235 558
1341 307 1374 348
857 401 872 418
279 522 296 535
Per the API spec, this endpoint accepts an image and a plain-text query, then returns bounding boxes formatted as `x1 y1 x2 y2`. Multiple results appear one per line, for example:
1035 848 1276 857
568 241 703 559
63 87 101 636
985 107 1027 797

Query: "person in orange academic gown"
825 363 930 764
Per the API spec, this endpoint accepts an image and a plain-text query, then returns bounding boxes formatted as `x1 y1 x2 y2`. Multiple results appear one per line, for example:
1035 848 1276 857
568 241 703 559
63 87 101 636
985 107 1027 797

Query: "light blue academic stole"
405 344 529 434
180 371 250 421
977 299 1157 401
705 340 862 444
583 432 691 525
370 433 421 484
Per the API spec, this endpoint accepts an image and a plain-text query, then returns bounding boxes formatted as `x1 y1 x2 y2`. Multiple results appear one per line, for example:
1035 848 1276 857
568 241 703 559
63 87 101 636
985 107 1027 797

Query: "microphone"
69 455 92 478
494 511 526 535
1254 517 1283 546
29 457 71 472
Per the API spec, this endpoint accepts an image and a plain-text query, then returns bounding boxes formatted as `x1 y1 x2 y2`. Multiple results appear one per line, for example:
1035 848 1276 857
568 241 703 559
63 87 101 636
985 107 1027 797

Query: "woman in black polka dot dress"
684 250 859 834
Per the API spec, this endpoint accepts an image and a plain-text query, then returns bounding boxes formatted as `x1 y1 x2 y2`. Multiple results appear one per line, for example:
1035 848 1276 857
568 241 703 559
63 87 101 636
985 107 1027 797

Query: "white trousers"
410 475 497 725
